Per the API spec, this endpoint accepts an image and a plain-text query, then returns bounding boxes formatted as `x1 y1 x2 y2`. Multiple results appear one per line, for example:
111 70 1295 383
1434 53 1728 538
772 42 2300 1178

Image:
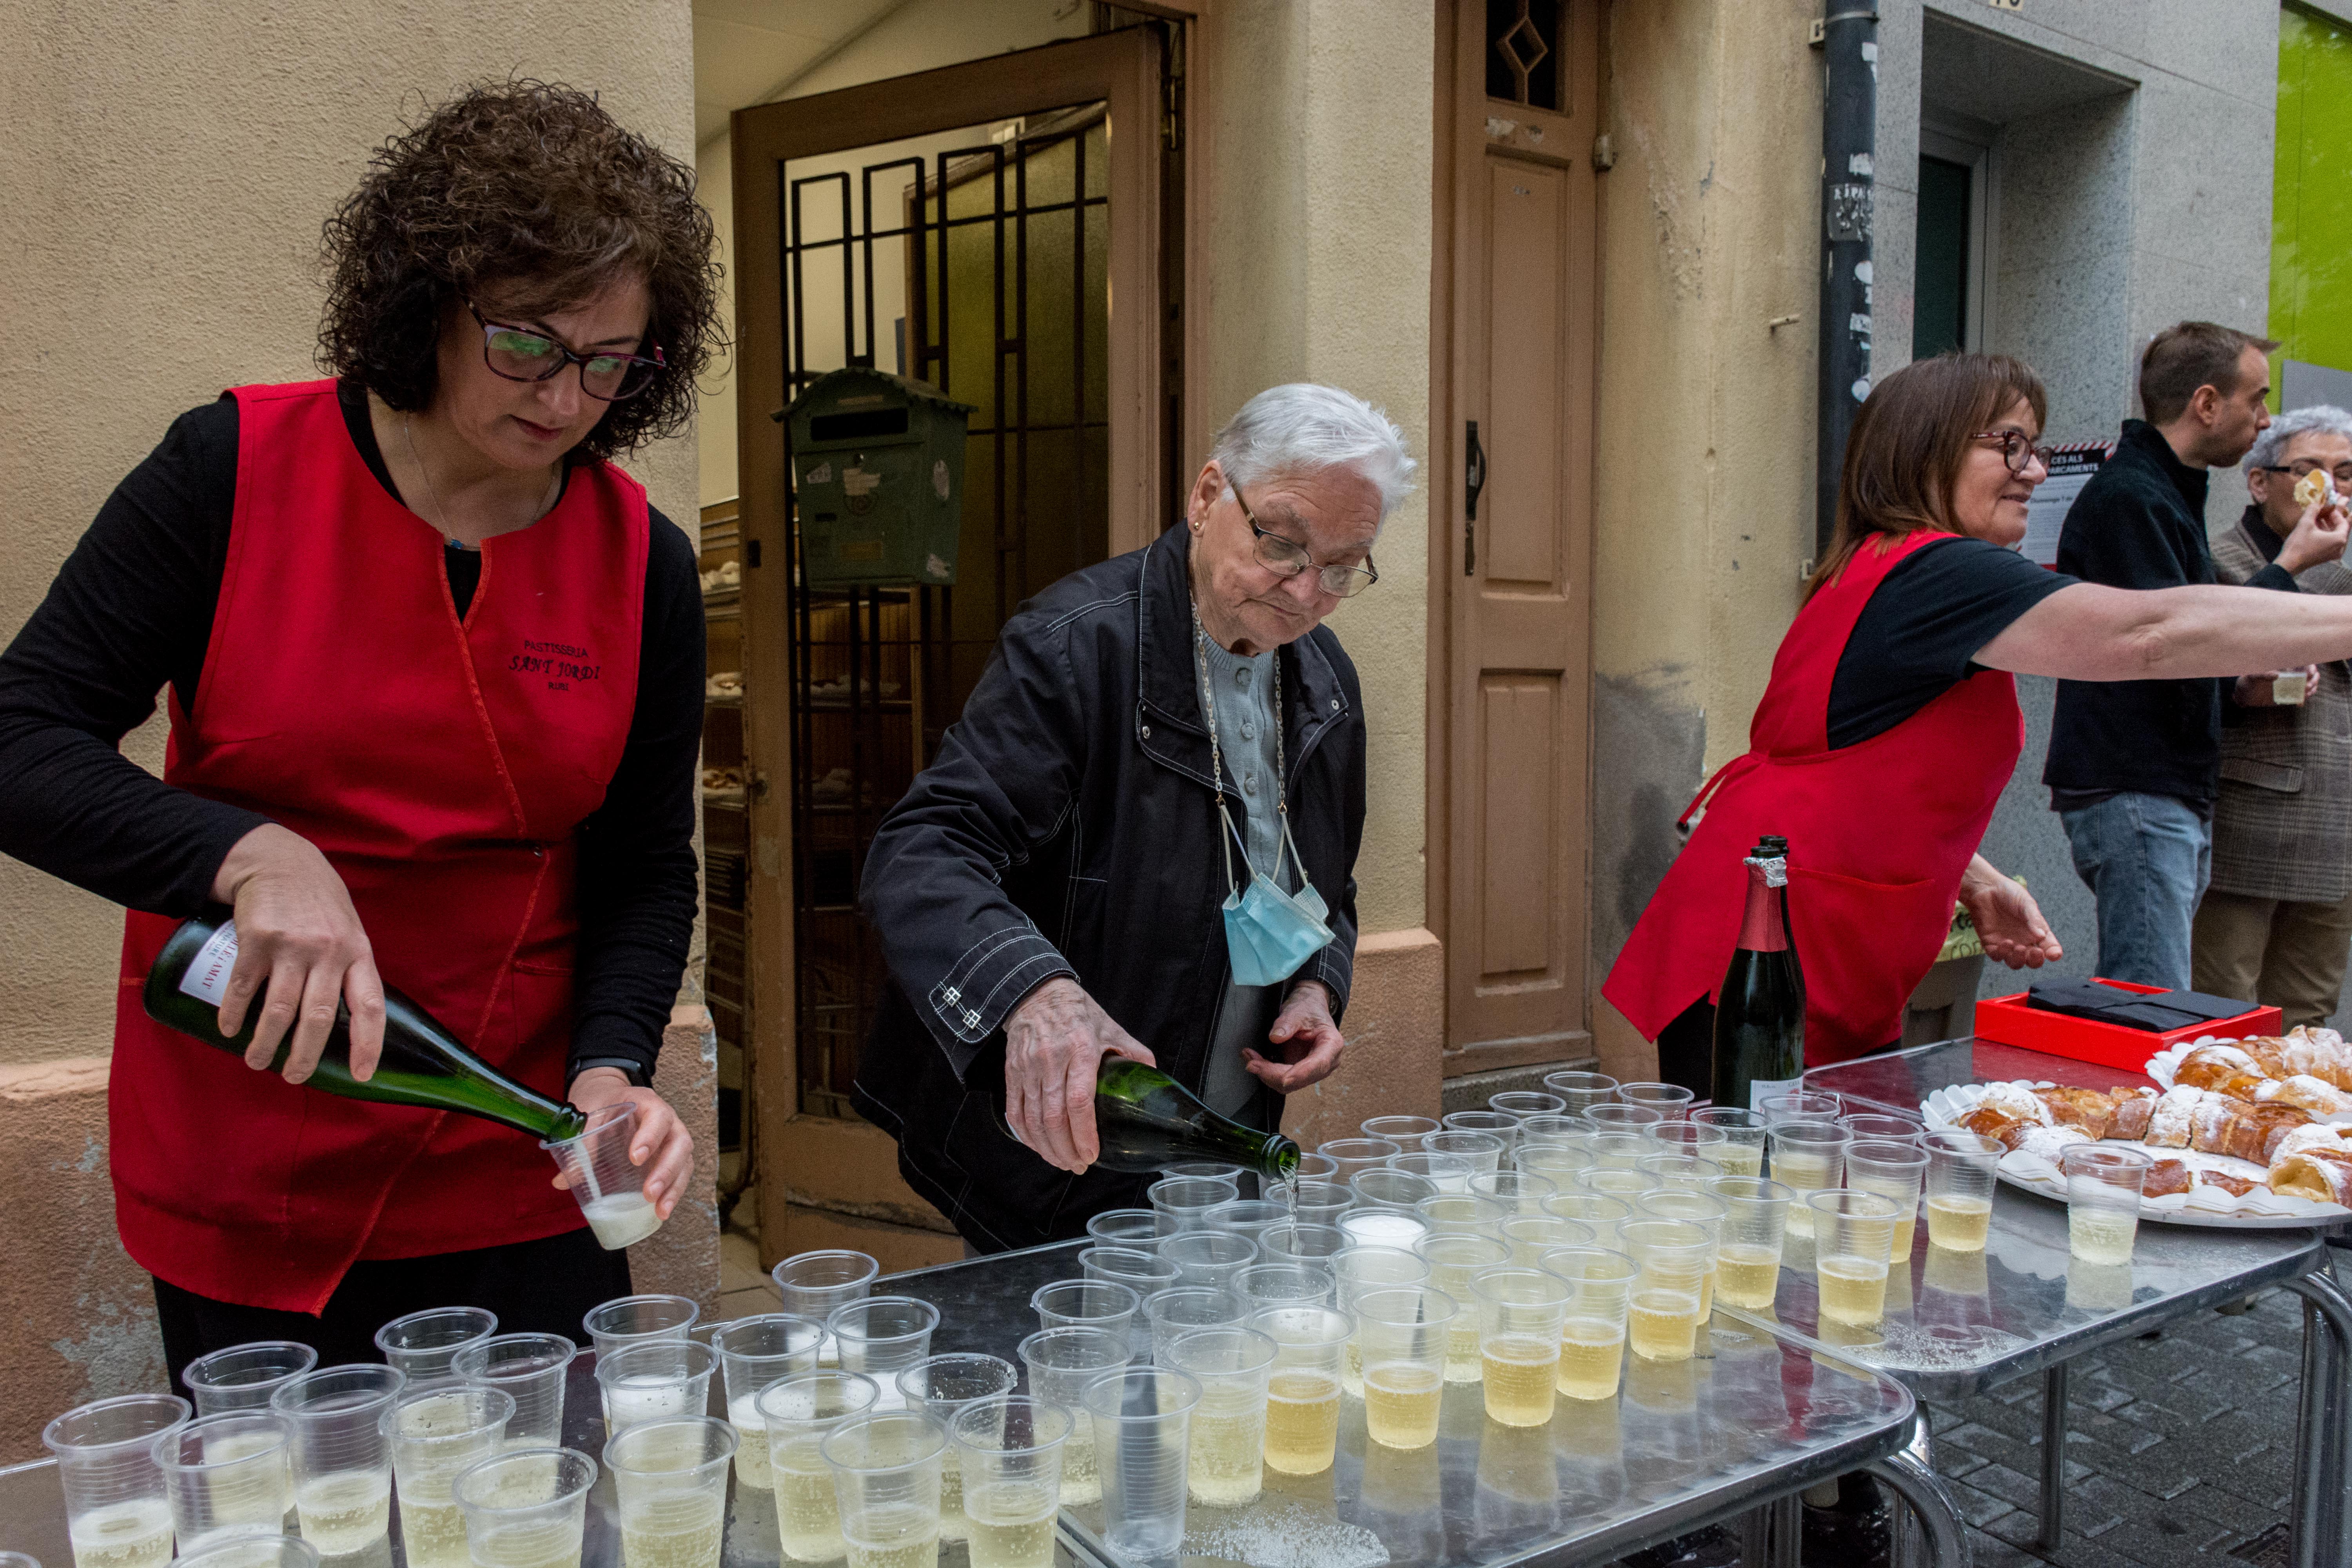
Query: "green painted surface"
2273 6 2352 389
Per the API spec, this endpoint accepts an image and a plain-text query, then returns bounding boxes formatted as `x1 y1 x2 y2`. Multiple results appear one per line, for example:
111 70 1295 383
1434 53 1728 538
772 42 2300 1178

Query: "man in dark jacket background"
852 384 1411 1252
2043 322 2346 989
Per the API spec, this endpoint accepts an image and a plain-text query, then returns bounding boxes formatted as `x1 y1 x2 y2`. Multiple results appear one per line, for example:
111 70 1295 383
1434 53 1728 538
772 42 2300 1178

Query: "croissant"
2254 1074 2352 1116
2268 1147 2352 1204
2268 1031 2352 1093
2175 1044 2271 1100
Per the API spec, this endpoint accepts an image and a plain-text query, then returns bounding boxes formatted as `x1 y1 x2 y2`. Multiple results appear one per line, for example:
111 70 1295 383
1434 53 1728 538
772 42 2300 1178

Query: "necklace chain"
403 412 560 545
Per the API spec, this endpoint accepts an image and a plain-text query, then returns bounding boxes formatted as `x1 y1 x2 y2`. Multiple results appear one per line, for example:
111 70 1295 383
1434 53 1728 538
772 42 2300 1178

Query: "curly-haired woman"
0 81 718 1382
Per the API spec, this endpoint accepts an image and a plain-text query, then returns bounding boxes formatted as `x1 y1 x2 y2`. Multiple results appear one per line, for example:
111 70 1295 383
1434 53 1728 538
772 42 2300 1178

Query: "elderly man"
2193 405 2352 1027
854 383 1413 1252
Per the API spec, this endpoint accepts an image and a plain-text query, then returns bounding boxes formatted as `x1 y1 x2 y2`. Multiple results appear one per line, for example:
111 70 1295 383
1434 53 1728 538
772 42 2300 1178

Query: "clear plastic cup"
182 1343 320 1417
1515 1145 1595 1189
1490 1091 1567 1121
1201 1198 1291 1237
1586 1103 1665 1133
452 1446 596 1568
1083 1366 1200 1563
451 1333 577 1450
1439 1114 1521 1170
1497 1213 1592 1267
1541 1071 1618 1114
595 1340 717 1438
1257 1221 1347 1264
826 1298 941 1408
271 1366 404 1559
1540 1191 1632 1247
1924 1131 2003 1252
1470 1169 1559 1219
1245 1306 1350 1477
1808 1189 1904 1326
757 1371 880 1564
1414 1192 1509 1239
710 1316 824 1487
1157 1230 1259 1289
1840 1112 1926 1143
1079 1249 1182 1362
1517 1111 1594 1149
1645 1120 1729 1158
604 1417 734 1568
1618 1083 1695 1121
1635 1189 1728 1316
1470 1268 1571 1428
1616 1218 1712 1363
581 1295 700 1360
1085 1209 1160 1247
1348 1167 1440 1216
1711 1176 1795 1309
375 1308 499 1389
1352 1287 1456 1450
1163 1327 1277 1506
1338 1206 1430 1256
2064 1145 2151 1266
172 1539 317 1568
1015 1328 1130 1505
152 1412 287 1554
1143 1287 1245 1366
1387 1151 1476 1194
1360 1114 1441 1150
1575 1167 1661 1206
1845 1139 1929 1259
1637 1152 1726 1194
1768 1120 1851 1236
541 1102 663 1250
1535 1246 1637 1401
1331 1245 1430 1398
1316 1137 1403 1182
949 1397 1070 1568
771 1252 881 1328
821 1411 946 1568
1147 1176 1240 1236
1410 1233 1509 1382
1689 1107 1768 1178
1163 1160 1244 1185
1234 1262 1337 1311
381 1385 514 1568
1292 1151 1342 1183
895 1355 1017 1543
1269 1181 1353 1230
1031 1279 1142 1338
1759 1090 1841 1125
1589 1131 1655 1172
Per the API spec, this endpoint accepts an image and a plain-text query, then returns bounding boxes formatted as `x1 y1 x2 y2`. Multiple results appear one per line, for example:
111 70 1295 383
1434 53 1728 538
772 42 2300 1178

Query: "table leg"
2037 1362 2068 1552
1866 1420 1973 1568
2283 1270 2352 1568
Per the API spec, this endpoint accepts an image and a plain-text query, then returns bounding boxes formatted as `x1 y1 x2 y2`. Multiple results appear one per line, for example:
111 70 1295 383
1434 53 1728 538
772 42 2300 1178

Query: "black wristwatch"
569 1056 652 1090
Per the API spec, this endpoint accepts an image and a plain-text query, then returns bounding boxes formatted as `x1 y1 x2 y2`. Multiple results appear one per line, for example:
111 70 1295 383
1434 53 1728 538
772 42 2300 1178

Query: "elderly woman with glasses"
0 83 714 1380
1609 352 2352 1092
855 383 1408 1253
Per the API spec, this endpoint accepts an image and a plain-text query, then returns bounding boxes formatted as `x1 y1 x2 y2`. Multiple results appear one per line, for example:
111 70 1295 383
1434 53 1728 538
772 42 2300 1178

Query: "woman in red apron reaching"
0 84 715 1386
1607 352 2352 1086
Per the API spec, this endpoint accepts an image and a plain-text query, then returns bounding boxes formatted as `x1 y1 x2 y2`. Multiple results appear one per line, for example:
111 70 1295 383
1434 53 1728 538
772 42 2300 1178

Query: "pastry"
1976 1083 2053 1127
2037 1085 2123 1138
2143 1085 2205 1149
2268 1147 2352 1204
2200 1170 2262 1199
2142 1158 2192 1198
2253 1074 2352 1116
2270 1124 2345 1163
2296 468 2335 510
2174 1044 2270 1100
2107 1087 2158 1142
2012 1125 2092 1164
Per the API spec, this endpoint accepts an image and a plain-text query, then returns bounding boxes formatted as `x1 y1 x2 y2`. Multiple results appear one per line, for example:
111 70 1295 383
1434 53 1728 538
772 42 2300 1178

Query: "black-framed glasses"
470 303 665 401
2259 460 2352 488
1232 485 1379 598
1973 429 2054 476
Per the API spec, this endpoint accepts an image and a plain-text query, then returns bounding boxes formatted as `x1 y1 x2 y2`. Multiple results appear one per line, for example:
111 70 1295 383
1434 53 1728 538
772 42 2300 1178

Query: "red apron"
1602 530 2021 1065
109 379 648 1313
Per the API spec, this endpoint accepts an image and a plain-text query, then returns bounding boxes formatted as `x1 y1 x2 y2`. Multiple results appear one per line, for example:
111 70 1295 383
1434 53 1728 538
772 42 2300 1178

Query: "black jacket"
2043 420 2295 804
852 526 1367 1251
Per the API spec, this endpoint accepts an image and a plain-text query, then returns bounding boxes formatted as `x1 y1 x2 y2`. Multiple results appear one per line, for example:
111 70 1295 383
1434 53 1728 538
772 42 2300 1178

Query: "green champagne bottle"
143 912 588 1142
1086 1058 1302 1179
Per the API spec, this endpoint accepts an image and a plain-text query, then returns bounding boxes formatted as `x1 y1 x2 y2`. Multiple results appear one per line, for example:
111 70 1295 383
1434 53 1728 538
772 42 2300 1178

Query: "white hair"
1207 383 1417 524
2248 404 2352 472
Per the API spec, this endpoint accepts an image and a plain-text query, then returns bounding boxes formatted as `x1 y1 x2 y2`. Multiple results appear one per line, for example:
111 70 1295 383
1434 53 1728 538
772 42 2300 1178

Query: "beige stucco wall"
1587 0 1825 1074
0 0 709 1441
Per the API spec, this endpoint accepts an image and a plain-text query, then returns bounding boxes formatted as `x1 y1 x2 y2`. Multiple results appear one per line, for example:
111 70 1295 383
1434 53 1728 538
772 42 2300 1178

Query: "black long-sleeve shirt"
2043 419 2298 808
0 384 703 1083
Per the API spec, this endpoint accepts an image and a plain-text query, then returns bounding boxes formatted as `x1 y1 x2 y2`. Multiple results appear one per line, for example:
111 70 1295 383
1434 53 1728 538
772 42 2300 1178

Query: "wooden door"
1437 0 1600 1072
731 29 1172 1263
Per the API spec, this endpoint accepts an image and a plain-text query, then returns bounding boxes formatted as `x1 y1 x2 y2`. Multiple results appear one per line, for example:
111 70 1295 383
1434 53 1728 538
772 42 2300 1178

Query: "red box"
1972 978 2283 1073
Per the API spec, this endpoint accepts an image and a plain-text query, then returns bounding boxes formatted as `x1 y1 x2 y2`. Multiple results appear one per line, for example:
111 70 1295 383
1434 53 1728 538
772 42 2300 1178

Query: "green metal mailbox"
780 367 974 587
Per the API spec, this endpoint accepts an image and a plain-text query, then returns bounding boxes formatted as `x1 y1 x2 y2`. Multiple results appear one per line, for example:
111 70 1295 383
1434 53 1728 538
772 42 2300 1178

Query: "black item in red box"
1973 977 2283 1073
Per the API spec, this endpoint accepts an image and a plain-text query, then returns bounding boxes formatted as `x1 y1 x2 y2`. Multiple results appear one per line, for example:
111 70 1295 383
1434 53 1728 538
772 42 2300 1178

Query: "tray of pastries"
1920 1075 2352 1227
2145 1030 2352 1122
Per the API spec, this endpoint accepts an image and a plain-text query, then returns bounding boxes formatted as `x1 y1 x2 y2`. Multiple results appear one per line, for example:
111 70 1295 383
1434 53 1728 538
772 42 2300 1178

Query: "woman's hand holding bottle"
209 822 387 1083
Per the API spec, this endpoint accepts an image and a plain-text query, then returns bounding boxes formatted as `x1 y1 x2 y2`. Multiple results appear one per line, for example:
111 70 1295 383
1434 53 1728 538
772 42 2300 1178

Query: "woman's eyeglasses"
471 303 665 401
1232 485 1379 598
2259 460 2352 489
1972 429 2054 476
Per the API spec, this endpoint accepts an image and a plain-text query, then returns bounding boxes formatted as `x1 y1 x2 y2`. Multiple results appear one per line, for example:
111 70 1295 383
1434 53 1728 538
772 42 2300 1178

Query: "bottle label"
178 922 240 1004
1748 1075 1802 1113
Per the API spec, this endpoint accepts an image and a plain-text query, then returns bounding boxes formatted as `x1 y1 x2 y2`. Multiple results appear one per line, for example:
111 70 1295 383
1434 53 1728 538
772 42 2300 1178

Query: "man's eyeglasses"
1973 429 2055 476
1232 485 1379 598
470 303 665 402
2259 460 2352 489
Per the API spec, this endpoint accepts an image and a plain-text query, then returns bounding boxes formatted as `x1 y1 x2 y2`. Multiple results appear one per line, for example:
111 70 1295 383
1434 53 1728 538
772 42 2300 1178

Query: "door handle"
1465 420 1486 575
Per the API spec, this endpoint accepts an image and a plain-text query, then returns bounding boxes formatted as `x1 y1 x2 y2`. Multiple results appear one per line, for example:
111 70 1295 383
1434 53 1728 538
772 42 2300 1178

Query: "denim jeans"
2058 791 2214 990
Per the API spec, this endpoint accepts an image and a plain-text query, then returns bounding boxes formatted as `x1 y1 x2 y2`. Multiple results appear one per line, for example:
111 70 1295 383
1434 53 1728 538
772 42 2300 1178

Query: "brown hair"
1806 352 2047 599
318 80 720 462
2138 321 2277 426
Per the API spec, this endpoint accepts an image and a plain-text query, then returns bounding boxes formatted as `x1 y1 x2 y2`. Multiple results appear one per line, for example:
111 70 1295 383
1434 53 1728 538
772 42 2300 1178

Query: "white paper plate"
1918 1080 2346 1229
2143 1036 2352 1127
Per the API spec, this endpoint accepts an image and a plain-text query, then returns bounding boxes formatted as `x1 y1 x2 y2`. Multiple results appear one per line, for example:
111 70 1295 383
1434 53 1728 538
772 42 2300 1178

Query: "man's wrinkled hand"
1245 980 1347 1093
1004 977 1155 1174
